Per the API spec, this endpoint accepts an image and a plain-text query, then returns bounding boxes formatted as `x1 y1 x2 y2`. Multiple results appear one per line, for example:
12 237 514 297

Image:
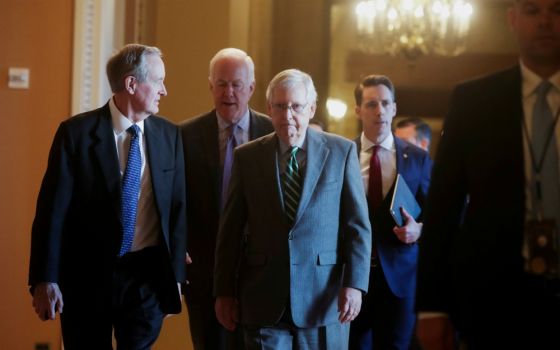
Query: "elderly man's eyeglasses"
271 103 308 114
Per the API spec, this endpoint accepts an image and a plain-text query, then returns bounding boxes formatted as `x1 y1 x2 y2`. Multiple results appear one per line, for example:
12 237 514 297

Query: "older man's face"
131 55 167 118
210 57 255 124
268 83 316 146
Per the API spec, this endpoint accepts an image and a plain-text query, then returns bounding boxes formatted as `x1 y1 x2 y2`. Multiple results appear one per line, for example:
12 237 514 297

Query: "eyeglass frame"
270 102 309 114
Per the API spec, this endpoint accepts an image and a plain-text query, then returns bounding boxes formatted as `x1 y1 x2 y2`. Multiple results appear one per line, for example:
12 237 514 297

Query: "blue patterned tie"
221 125 238 210
119 125 142 256
283 147 302 226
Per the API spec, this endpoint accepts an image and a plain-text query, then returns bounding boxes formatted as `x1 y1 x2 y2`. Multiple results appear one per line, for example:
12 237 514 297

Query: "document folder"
390 174 421 227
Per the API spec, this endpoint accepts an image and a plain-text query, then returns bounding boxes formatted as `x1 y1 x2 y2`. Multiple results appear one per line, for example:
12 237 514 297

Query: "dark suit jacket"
416 66 526 315
214 129 372 328
180 109 273 299
356 135 432 298
28 103 187 314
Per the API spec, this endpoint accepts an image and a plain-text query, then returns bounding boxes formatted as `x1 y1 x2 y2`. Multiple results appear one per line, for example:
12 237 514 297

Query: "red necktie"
368 145 383 212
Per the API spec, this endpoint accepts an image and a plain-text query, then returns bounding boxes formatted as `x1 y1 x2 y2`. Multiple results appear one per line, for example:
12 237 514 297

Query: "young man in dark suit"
416 1 560 348
29 44 186 349
349 75 432 350
180 48 273 350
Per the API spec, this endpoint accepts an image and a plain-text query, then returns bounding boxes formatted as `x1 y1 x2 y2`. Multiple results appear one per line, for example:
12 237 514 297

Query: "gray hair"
265 69 317 105
106 44 162 93
208 48 255 83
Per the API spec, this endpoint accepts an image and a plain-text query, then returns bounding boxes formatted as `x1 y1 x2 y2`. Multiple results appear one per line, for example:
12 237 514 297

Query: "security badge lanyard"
522 104 560 277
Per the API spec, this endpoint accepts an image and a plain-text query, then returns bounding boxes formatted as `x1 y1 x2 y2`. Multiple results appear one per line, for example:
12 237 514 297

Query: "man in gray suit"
214 69 372 349
181 48 273 350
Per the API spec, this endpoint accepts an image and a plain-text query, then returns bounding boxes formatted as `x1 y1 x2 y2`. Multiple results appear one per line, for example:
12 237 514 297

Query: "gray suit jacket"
214 128 372 328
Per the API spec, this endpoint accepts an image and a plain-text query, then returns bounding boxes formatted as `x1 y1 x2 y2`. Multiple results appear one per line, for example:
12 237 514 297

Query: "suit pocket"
317 251 338 265
245 253 267 266
317 180 339 191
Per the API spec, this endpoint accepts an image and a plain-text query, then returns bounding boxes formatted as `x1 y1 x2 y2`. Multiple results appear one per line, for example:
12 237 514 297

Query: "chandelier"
355 0 473 59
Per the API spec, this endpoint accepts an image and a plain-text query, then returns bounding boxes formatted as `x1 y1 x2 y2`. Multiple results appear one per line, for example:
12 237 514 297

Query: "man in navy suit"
214 69 371 349
29 44 186 349
349 75 432 350
181 48 273 350
416 1 560 349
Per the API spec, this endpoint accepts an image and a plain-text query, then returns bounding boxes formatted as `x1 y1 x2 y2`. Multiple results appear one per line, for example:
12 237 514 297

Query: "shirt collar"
278 133 306 155
109 96 145 135
360 132 394 152
520 60 560 98
216 108 251 132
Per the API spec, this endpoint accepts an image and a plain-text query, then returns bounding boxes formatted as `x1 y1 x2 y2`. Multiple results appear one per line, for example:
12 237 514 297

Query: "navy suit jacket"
180 109 273 299
356 135 432 297
214 129 372 328
28 103 187 314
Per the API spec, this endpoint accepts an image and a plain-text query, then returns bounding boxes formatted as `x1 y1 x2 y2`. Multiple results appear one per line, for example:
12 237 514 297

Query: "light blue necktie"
221 125 238 210
283 147 302 226
532 81 560 275
532 80 559 222
119 125 142 256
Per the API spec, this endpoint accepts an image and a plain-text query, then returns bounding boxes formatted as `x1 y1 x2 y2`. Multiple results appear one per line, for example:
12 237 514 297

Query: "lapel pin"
403 153 408 159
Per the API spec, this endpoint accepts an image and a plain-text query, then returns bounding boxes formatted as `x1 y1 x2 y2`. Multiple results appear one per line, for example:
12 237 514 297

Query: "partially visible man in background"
180 48 272 350
394 117 432 152
350 75 431 350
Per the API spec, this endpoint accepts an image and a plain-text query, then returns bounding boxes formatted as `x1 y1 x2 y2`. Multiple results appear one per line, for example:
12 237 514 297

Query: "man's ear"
125 76 136 94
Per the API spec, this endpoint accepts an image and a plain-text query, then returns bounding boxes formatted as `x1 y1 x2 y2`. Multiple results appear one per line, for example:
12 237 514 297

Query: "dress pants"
349 264 415 350
60 246 166 350
243 306 350 350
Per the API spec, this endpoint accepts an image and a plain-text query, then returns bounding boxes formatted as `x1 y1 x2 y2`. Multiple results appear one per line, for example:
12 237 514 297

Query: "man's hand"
32 282 63 321
338 287 362 323
417 316 455 350
215 296 239 331
393 207 422 244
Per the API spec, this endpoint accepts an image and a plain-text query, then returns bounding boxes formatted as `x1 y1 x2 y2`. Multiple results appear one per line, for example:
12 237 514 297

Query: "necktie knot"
127 124 140 138
536 80 553 99
287 147 299 175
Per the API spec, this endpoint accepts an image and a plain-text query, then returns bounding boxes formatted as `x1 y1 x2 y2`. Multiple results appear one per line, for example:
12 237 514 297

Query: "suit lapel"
256 134 286 221
144 117 166 216
394 136 410 175
249 109 262 140
295 130 329 225
202 112 221 206
93 104 121 218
